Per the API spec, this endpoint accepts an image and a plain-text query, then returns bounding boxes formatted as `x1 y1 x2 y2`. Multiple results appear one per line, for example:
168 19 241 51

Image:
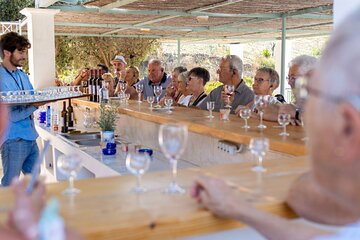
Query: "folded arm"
9 106 37 123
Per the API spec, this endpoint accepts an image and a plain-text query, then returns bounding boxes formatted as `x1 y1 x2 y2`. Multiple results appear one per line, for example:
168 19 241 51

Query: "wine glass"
135 84 144 103
119 82 127 98
206 101 215 119
224 85 235 108
159 123 188 194
57 154 82 195
126 152 151 193
164 97 173 114
147 96 155 109
153 86 162 108
278 113 291 136
254 95 268 129
240 107 251 129
125 93 131 105
249 137 269 172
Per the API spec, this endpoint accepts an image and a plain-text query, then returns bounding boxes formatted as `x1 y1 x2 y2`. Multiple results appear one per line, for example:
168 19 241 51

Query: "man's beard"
10 55 25 68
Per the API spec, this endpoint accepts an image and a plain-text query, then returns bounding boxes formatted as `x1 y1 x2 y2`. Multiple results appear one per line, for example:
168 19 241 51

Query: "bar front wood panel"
0 156 308 240
73 99 306 156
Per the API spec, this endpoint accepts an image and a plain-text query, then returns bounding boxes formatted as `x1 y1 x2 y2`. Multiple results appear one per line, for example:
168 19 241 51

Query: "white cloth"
178 95 191 106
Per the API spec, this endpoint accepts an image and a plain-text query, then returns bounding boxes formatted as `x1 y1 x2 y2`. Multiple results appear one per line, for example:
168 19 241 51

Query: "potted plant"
98 105 118 147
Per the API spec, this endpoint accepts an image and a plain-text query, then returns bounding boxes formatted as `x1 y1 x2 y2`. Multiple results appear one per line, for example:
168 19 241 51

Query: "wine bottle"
93 69 98 102
89 69 94 102
61 101 68 133
96 69 102 103
67 99 74 127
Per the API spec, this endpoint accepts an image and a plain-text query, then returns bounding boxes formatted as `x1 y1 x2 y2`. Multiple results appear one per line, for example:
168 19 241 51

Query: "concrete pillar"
334 0 360 28
274 40 292 99
230 43 244 61
20 8 59 89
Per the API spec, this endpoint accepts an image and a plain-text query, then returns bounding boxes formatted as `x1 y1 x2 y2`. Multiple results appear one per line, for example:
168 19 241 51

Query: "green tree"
55 36 159 83
0 0 34 21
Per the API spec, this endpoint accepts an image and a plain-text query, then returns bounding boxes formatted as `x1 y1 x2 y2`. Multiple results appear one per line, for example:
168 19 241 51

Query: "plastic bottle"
46 105 51 128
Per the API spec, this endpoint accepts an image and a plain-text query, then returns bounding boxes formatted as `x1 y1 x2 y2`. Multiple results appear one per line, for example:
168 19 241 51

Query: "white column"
334 0 360 28
274 40 292 97
230 43 244 61
20 8 59 89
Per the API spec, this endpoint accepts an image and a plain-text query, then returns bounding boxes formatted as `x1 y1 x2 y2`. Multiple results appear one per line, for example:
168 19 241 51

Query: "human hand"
54 79 62 87
191 175 252 220
221 90 233 106
262 104 280 122
7 178 46 240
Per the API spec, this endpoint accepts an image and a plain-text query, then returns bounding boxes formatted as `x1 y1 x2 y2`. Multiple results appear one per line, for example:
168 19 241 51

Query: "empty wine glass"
135 84 144 103
118 82 127 98
164 97 173 114
206 101 215 119
159 123 188 194
125 93 130 105
224 85 235 108
278 113 291 136
126 152 151 193
254 95 268 129
147 96 155 109
153 86 162 108
57 154 82 195
249 137 269 172
240 107 251 129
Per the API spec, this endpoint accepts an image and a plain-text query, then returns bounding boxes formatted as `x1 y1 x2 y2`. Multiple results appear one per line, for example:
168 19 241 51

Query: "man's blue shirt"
0 65 38 142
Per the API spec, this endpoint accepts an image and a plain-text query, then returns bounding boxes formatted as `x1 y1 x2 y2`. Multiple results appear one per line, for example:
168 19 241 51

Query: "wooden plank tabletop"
0 156 309 240
73 99 306 156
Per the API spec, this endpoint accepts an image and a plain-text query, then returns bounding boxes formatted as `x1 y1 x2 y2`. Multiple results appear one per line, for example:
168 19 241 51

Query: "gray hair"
317 9 360 110
148 59 164 68
289 55 317 76
257 67 280 90
225 55 243 76
178 71 188 83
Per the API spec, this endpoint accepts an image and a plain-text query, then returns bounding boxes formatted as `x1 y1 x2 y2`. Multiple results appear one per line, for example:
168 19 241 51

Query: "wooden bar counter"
72 99 306 157
0 156 309 240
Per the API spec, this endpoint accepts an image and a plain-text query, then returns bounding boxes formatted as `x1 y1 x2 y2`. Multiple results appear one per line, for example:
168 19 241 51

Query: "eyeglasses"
296 77 360 111
188 76 198 81
253 77 270 84
286 75 300 82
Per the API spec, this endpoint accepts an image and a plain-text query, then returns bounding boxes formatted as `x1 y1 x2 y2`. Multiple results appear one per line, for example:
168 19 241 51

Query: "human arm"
286 173 359 225
9 106 37 123
191 175 332 240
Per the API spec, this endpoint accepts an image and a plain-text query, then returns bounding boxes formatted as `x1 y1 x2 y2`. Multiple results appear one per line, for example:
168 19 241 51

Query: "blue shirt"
135 73 171 100
0 65 38 142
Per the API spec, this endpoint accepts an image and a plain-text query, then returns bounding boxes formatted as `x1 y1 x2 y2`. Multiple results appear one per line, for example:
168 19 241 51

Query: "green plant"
243 76 253 87
261 49 272 58
204 80 223 95
98 105 118 132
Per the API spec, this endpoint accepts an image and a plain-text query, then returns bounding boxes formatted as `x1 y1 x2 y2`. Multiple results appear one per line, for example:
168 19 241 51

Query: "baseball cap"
112 55 127 65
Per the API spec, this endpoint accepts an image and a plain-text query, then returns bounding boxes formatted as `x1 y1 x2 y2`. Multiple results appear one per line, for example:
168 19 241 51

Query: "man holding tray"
0 32 40 186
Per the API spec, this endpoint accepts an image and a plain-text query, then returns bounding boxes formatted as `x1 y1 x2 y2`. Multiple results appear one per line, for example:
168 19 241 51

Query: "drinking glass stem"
171 159 178 185
259 111 264 126
138 93 141 102
283 125 286 134
258 156 263 168
69 172 76 190
156 96 160 104
209 110 213 118
136 174 142 189
245 119 248 127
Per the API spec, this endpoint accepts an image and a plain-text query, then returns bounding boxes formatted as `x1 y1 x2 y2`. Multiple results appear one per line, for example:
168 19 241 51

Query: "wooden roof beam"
99 0 140 12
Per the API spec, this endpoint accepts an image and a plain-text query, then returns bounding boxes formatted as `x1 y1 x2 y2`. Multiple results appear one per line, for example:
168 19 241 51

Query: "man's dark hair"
173 66 187 74
188 67 210 85
0 32 31 59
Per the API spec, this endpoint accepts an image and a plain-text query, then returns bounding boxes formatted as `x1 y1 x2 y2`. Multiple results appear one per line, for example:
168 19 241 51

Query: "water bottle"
46 105 51 128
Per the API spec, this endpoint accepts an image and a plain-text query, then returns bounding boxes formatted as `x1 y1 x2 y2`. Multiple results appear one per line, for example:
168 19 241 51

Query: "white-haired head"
289 55 317 76
225 55 243 76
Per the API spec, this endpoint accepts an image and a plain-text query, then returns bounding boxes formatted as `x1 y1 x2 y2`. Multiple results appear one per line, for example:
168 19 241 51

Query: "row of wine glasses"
0 86 82 103
126 123 188 194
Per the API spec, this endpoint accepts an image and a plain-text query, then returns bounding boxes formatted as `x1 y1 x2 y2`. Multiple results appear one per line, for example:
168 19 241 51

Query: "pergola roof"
38 0 333 43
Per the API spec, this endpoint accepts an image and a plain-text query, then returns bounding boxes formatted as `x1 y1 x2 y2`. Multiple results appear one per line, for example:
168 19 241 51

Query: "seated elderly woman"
235 67 283 114
179 67 210 107
114 66 140 98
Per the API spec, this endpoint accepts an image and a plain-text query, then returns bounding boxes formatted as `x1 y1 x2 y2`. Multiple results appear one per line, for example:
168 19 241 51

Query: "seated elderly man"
264 55 317 123
135 59 171 101
198 55 254 112
180 67 209 107
191 9 360 239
